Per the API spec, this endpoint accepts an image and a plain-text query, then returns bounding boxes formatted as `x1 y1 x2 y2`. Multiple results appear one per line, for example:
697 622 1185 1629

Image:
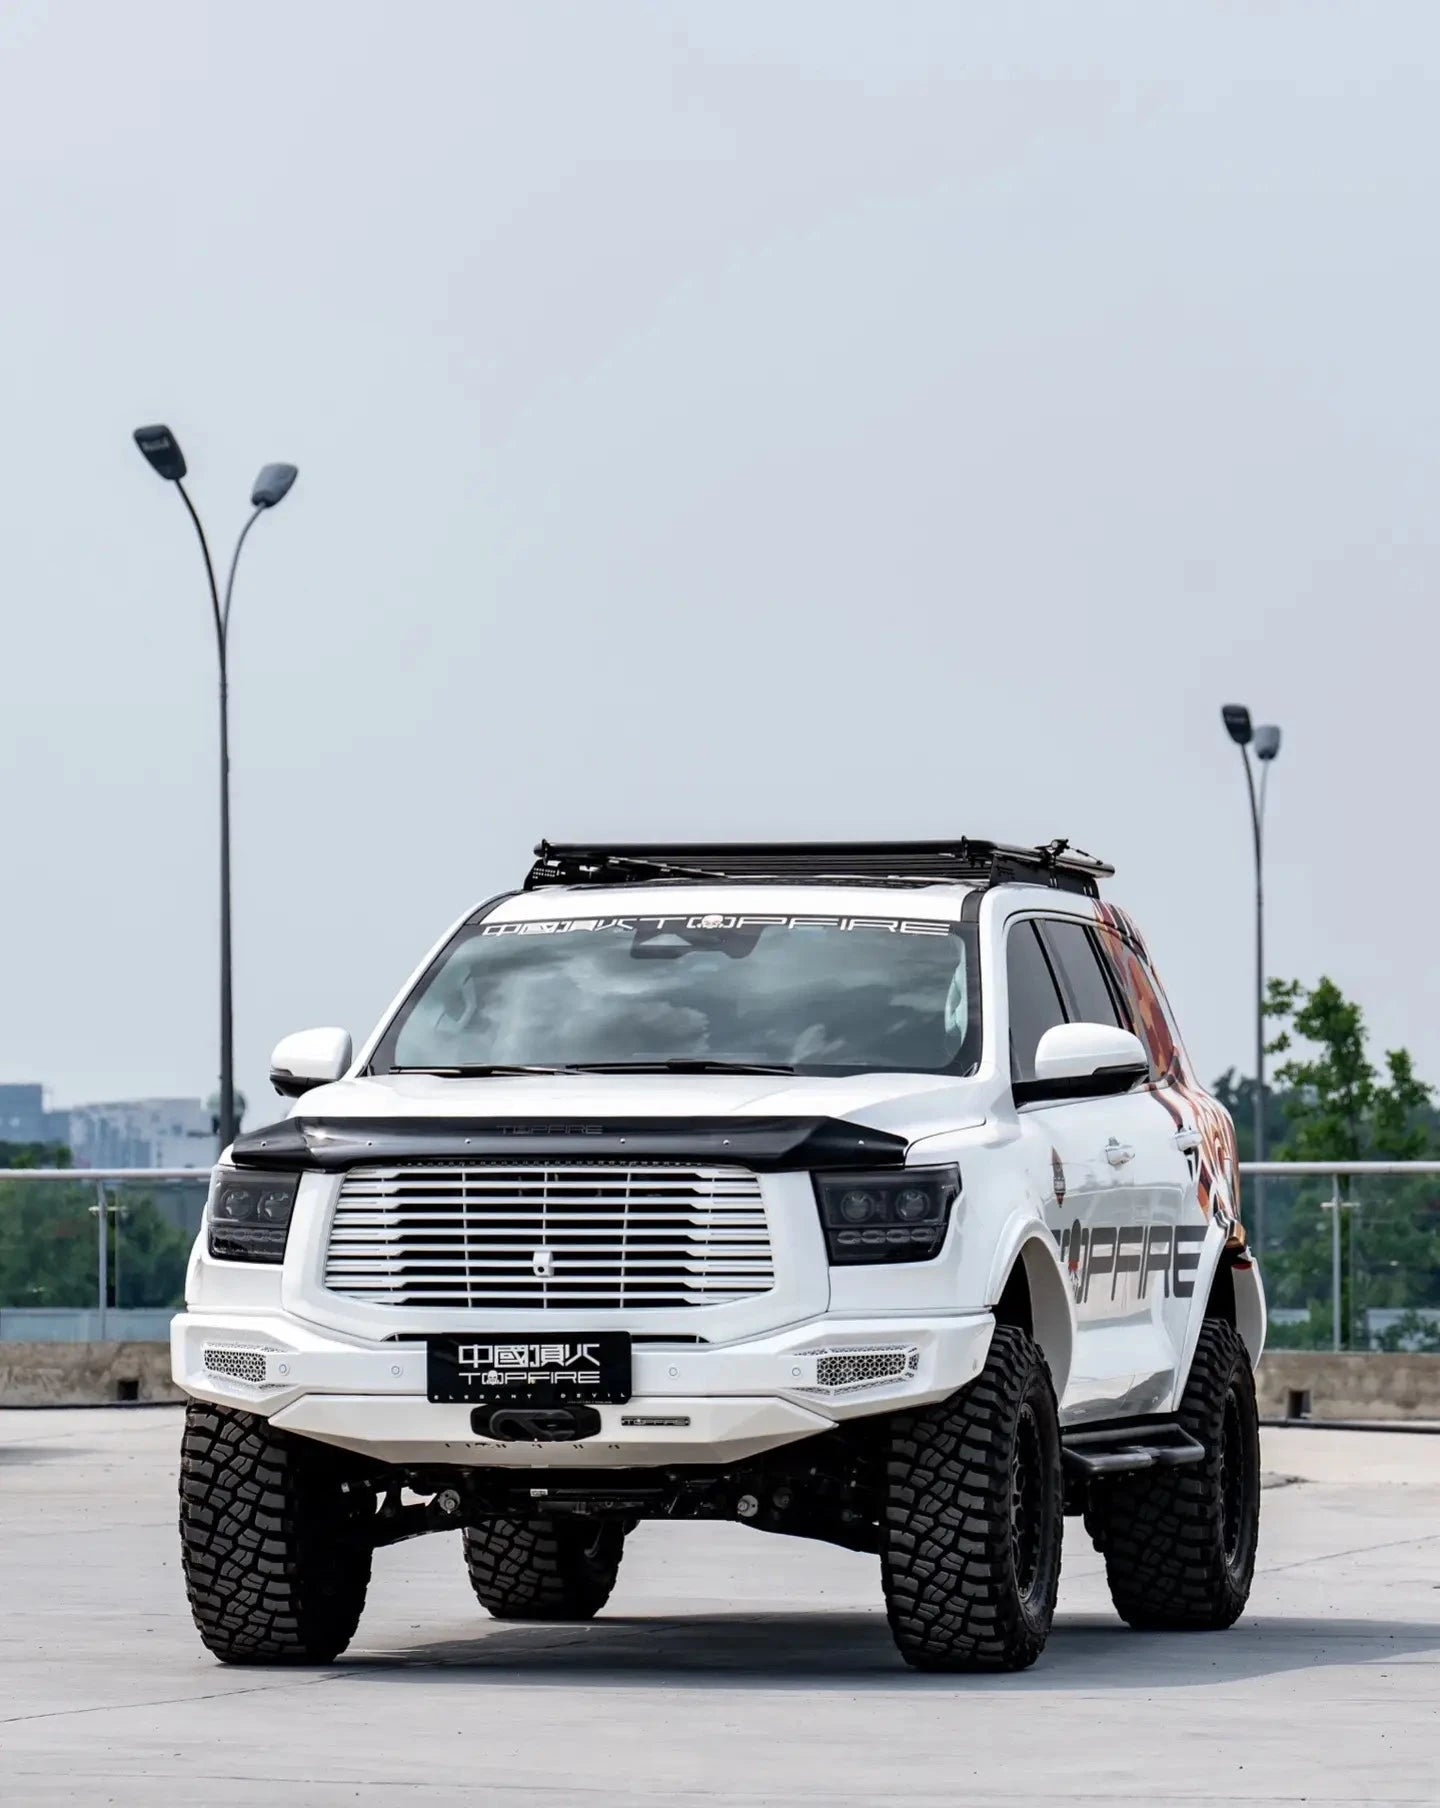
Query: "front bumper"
172 1310 996 1469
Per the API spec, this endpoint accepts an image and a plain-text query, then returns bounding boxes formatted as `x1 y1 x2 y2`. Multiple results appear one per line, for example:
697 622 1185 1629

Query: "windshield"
373 911 982 1078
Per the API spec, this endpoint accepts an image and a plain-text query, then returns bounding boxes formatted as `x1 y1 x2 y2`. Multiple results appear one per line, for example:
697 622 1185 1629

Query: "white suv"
174 839 1264 1673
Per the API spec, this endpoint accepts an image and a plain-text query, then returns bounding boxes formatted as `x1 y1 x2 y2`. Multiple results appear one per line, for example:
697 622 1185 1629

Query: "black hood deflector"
228 1115 908 1173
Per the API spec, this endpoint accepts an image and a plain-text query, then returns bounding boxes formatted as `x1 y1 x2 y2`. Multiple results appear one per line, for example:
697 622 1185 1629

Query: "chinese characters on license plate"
426 1333 632 1404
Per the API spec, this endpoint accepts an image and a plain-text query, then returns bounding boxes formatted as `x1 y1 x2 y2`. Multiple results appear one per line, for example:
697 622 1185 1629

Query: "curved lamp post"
1221 703 1283 1256
132 427 298 1151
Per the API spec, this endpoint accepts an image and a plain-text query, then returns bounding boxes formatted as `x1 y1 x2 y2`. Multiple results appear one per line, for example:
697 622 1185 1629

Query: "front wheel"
1089 1318 1260 1630
179 1402 373 1664
881 1324 1063 1672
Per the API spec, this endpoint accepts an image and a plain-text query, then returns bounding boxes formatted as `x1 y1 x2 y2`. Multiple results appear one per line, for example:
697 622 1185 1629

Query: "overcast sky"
2 1 1437 1123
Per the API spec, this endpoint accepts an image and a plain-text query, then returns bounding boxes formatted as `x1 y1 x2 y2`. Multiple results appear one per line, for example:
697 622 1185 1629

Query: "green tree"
1257 977 1440 1351
0 1140 72 1171
1209 1070 1292 1163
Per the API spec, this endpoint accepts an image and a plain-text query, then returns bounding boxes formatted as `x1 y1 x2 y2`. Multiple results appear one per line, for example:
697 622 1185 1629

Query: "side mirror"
1018 1023 1149 1104
270 1027 352 1098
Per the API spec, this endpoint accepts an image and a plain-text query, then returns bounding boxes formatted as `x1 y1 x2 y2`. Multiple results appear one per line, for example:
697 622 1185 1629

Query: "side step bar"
1060 1420 1206 1478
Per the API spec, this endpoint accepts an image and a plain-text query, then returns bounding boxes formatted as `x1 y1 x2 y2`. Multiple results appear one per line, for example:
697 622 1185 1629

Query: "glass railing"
0 1169 209 1340
1 1160 1437 1348
1242 1161 1440 1353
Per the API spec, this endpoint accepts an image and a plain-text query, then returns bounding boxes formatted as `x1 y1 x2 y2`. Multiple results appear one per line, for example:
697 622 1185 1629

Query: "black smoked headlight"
207 1171 301 1264
813 1166 959 1265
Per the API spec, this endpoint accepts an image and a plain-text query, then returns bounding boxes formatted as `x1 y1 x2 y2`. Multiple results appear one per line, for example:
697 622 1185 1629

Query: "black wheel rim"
1219 1386 1247 1568
1010 1402 1044 1600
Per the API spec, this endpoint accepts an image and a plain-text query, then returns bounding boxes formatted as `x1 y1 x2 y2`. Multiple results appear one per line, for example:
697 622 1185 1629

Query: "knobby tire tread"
179 1401 372 1664
1090 1318 1260 1631
881 1323 1063 1673
463 1516 626 1621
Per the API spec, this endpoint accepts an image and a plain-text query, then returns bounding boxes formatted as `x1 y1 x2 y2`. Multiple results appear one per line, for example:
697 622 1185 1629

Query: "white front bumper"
172 1310 995 1468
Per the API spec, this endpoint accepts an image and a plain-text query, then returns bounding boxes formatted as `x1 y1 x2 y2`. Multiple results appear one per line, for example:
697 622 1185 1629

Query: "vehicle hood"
280 1068 987 1144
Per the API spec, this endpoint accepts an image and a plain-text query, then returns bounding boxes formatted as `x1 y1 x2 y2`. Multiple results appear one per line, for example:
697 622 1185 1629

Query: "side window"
1093 925 1182 1084
1038 920 1124 1029
1005 921 1067 1083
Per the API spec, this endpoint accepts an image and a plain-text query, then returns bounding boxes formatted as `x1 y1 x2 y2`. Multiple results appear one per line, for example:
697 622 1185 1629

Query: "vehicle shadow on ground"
347 1610 1440 1692
0 1443 70 1466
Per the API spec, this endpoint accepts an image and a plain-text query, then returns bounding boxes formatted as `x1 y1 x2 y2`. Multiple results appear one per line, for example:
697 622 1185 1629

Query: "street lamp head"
132 424 187 482
251 463 298 509
1221 703 1253 746
1253 723 1282 762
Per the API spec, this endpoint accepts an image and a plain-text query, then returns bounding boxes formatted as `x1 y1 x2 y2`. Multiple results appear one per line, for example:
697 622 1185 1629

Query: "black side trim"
228 1115 909 1173
1012 1065 1146 1107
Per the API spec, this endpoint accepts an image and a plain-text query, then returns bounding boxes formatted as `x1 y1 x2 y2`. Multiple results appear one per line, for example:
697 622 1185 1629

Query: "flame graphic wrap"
1094 903 1243 1246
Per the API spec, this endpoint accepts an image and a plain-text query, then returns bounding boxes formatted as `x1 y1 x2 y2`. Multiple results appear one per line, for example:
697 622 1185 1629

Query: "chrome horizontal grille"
323 1162 774 1309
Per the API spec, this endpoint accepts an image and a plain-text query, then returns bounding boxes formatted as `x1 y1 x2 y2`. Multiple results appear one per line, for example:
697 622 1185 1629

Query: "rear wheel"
463 1516 626 1621
1090 1318 1260 1630
881 1324 1063 1672
179 1402 373 1664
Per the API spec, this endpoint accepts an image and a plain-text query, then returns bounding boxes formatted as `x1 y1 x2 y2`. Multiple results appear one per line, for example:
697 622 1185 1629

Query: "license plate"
426 1333 632 1405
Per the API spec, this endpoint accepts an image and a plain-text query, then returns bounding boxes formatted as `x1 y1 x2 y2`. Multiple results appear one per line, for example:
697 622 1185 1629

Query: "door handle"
1105 1139 1135 1167
1173 1129 1202 1153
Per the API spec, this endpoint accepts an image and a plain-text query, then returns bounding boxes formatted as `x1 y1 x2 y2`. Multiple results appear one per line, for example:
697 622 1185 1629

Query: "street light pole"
1221 705 1282 1257
132 429 298 1151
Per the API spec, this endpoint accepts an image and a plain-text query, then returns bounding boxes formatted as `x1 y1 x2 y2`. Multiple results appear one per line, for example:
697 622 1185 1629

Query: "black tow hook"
476 1405 602 1442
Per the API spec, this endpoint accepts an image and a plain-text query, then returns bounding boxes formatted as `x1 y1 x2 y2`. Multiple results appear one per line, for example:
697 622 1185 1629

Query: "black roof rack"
524 839 1112 897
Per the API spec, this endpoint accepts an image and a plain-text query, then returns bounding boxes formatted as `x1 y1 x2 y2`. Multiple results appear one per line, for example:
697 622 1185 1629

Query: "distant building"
66 1098 218 1170
0 1083 70 1150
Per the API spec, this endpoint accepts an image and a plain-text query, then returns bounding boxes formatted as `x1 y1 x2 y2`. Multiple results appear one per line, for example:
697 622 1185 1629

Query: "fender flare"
1231 1258 1267 1368
984 1217 1075 1402
1171 1223 1268 1402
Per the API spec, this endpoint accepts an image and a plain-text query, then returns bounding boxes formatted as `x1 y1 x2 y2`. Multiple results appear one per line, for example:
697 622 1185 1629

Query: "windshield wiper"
562 1059 797 1076
386 1064 574 1077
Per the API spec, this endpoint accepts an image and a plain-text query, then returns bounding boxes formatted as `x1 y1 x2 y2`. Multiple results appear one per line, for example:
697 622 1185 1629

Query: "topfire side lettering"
1055 1221 1207 1304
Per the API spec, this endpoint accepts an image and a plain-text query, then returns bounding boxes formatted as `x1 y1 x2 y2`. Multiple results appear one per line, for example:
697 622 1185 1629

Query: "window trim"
1037 917 1131 1033
1003 917 1070 1087
1005 910 1157 1107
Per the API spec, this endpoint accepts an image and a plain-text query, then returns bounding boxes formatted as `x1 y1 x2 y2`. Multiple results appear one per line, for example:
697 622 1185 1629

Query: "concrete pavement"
1 1405 1437 1806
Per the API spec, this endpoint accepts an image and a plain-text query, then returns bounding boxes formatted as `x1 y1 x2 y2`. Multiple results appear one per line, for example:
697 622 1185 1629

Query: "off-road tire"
1090 1318 1260 1631
179 1401 373 1664
881 1324 1063 1672
463 1516 626 1620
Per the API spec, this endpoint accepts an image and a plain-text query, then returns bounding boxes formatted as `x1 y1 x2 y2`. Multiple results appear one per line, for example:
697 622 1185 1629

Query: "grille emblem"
532 1248 555 1278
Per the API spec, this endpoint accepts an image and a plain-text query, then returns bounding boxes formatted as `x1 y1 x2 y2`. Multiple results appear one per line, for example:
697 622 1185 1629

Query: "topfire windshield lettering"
479 915 955 935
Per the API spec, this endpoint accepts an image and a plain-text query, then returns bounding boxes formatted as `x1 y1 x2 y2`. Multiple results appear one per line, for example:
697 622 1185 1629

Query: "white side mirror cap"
1033 1022 1148 1088
270 1027 352 1099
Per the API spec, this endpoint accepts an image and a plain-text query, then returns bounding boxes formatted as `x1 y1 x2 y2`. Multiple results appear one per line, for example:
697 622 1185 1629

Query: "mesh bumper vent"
202 1346 279 1387
800 1346 920 1395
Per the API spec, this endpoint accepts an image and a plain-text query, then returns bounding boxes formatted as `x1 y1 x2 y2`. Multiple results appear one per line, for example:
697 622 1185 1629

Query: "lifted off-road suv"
174 839 1264 1673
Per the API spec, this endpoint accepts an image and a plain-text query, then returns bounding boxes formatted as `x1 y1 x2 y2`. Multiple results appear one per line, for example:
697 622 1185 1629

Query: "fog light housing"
207 1170 300 1264
813 1166 959 1264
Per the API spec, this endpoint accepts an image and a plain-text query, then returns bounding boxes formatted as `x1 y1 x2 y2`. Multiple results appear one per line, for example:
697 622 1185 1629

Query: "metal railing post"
1331 1172 1342 1352
95 1182 109 1343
